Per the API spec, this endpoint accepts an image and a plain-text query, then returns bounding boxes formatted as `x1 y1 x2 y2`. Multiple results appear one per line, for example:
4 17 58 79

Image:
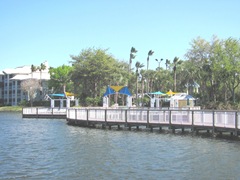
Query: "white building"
0 61 50 106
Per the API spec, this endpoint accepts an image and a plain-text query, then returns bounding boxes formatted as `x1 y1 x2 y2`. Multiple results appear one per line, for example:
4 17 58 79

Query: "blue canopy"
119 86 131 96
49 93 65 97
103 86 131 96
103 86 115 96
149 91 166 95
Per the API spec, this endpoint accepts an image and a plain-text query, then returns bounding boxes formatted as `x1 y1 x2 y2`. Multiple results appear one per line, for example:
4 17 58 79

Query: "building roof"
170 93 195 100
3 65 31 75
2 61 50 80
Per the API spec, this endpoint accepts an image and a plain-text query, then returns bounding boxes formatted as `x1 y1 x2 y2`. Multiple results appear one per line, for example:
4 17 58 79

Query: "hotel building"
0 61 50 106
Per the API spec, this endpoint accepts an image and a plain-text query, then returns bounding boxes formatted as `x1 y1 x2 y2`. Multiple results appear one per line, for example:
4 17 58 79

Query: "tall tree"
49 65 73 93
146 50 154 93
21 79 41 107
71 48 126 106
129 47 137 73
213 38 240 103
147 50 154 71
31 65 38 78
173 57 182 92
38 63 46 81
135 61 144 106
165 59 170 70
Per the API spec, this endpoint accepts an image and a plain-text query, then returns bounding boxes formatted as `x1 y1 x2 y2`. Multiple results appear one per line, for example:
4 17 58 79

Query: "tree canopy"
45 36 240 109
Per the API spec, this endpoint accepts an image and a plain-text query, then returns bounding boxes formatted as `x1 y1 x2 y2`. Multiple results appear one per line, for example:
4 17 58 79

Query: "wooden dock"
22 107 240 137
66 108 240 136
22 107 67 119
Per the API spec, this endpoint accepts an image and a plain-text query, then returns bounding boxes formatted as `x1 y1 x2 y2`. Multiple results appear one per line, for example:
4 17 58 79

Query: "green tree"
135 61 144 106
71 48 126 106
165 59 170 70
213 38 240 103
185 36 216 103
49 65 73 93
129 47 137 73
38 63 46 82
31 65 38 78
147 50 154 71
172 57 182 92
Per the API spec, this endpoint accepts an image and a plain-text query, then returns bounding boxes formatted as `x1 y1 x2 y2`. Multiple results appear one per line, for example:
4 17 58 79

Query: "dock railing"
22 107 67 118
66 108 240 134
22 107 240 134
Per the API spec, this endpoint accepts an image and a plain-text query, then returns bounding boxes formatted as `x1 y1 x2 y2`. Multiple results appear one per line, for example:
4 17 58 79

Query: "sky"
0 0 240 70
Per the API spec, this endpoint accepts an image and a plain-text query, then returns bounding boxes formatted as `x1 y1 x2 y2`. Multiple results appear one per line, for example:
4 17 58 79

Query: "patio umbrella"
149 91 166 95
166 90 176 96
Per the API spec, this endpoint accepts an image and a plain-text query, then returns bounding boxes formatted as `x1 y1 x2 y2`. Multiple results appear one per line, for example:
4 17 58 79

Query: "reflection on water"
0 112 240 180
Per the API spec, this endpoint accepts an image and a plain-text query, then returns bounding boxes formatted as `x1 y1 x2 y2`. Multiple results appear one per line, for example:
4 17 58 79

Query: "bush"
85 97 101 106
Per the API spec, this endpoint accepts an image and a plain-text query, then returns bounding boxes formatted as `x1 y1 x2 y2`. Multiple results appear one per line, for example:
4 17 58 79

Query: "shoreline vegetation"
0 106 22 112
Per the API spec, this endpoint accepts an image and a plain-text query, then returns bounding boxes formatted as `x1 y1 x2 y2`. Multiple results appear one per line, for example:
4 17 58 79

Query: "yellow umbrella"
166 90 176 96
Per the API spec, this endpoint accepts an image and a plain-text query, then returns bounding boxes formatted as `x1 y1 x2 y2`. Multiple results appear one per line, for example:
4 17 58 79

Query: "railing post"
105 109 107 127
86 109 89 126
125 109 128 127
235 111 238 136
75 109 77 120
212 110 215 135
169 110 172 126
147 109 150 128
191 110 194 132
37 108 39 118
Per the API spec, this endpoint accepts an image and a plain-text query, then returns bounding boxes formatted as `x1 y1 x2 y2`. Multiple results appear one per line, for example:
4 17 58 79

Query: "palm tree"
165 59 170 70
146 50 154 93
129 47 137 73
39 63 46 82
147 50 154 71
31 65 37 78
140 69 146 107
135 61 144 106
173 57 182 92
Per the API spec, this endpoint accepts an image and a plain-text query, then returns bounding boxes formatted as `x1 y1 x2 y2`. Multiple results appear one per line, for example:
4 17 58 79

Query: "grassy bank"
0 106 23 112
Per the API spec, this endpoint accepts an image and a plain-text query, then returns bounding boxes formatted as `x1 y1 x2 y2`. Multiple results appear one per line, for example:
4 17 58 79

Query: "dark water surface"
1 112 240 180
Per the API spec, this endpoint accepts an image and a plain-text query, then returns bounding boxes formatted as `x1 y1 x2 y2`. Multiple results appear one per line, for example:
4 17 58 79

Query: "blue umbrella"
149 91 166 95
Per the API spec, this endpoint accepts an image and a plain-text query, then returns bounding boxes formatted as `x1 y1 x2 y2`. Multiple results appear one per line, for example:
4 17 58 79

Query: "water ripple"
1 112 240 180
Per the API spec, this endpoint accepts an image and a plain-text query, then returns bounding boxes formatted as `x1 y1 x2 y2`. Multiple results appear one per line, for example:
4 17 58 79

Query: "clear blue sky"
1 0 239 70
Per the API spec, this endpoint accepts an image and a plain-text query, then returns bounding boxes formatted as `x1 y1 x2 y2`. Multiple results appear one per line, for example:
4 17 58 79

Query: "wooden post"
86 109 89 126
125 109 128 127
147 109 150 128
37 108 39 118
105 109 107 127
169 110 172 130
182 127 184 133
75 109 77 120
191 110 194 132
235 111 238 136
212 111 215 136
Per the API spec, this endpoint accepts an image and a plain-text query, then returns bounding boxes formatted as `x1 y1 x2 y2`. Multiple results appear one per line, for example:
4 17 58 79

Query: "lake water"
1 112 240 180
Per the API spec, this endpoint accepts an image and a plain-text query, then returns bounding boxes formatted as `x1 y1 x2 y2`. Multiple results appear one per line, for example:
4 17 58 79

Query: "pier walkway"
22 107 67 119
22 107 240 136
